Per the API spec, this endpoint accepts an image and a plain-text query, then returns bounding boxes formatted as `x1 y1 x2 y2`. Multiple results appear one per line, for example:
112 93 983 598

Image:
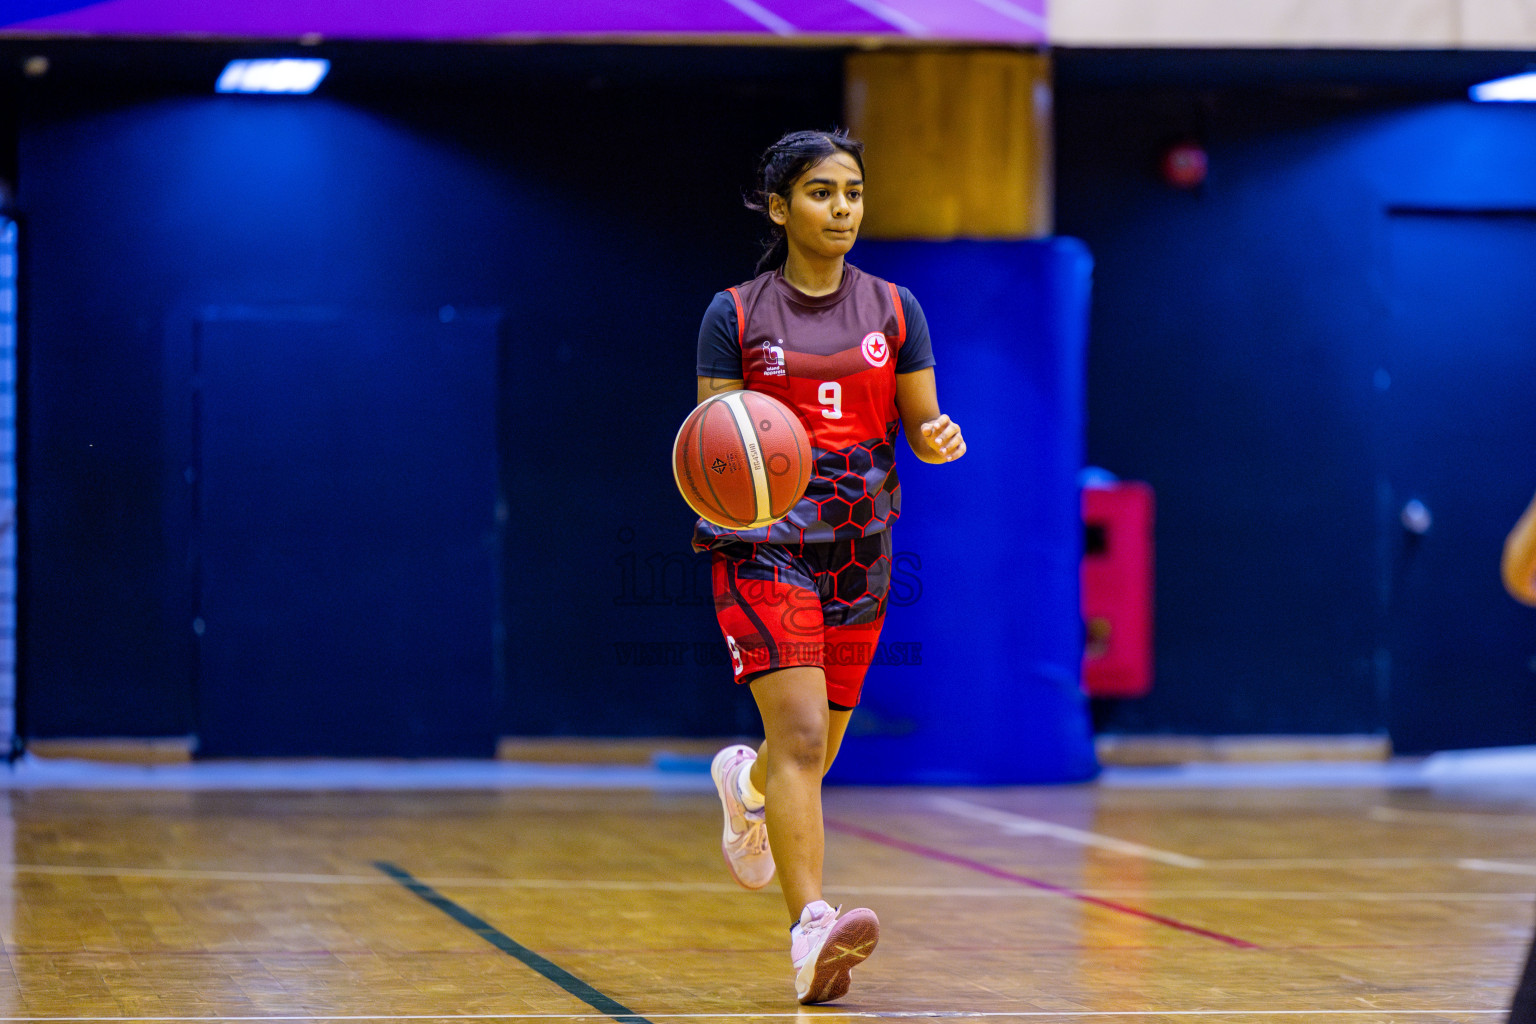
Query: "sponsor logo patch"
761 338 787 376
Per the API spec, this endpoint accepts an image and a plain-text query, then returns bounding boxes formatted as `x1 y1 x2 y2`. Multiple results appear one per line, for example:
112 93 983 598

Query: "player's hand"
920 414 966 462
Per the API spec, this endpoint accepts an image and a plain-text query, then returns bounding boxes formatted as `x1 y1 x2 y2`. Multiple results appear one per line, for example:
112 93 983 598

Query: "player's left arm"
1502 489 1536 607
895 368 965 464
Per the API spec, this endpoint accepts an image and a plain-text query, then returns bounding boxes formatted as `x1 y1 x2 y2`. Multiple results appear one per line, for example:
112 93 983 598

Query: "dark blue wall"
29 45 1535 753
17 49 842 746
1057 72 1536 749
828 239 1098 785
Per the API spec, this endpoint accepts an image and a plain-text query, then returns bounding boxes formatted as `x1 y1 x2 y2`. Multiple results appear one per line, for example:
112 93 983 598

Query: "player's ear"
768 193 788 226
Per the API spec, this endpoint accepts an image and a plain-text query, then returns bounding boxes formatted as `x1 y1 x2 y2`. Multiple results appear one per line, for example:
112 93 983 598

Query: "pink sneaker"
709 744 774 890
792 900 879 1005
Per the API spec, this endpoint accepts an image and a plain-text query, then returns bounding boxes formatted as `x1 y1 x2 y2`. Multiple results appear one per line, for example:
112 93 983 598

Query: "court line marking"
373 861 652 1024
0 1010 1507 1020
1195 858 1485 869
1371 805 1536 829
5 862 1525 901
824 818 1260 949
930 797 1208 867
0 863 746 888
3 864 398 884
1460 858 1536 876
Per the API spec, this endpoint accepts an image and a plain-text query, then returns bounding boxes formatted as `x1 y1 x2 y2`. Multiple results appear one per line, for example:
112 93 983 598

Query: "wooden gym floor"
0 751 1531 1023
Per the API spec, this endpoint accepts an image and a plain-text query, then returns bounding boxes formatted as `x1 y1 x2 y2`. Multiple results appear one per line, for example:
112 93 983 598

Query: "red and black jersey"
693 264 935 550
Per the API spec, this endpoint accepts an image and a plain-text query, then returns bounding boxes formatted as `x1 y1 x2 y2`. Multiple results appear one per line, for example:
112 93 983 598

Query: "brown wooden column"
845 49 1053 239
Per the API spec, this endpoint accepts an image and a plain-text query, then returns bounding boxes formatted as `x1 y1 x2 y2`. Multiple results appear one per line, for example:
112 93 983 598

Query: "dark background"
5 41 1535 755
11 43 845 752
1056 49 1536 752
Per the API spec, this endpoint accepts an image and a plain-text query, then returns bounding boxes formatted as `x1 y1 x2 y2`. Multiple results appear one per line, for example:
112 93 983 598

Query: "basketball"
673 389 813 529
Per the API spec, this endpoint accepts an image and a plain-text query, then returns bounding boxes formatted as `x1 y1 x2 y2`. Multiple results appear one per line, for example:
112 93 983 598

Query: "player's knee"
773 713 829 773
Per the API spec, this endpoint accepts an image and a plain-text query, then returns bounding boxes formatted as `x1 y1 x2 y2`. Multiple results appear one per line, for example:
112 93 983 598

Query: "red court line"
824 818 1262 950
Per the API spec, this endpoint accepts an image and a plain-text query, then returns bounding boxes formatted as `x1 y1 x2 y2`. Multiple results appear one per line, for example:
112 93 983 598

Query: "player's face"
771 151 864 261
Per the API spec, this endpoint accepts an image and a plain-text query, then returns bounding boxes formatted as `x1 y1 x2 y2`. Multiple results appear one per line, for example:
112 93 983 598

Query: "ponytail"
755 235 789 275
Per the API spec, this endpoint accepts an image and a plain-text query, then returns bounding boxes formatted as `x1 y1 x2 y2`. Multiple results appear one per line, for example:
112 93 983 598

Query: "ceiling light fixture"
216 59 330 95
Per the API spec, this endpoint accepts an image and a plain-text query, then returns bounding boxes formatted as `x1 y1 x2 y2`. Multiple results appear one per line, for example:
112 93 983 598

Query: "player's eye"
847 190 861 201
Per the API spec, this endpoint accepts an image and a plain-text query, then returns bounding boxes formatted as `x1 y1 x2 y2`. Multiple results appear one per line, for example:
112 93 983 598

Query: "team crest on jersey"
760 338 787 376
861 331 890 368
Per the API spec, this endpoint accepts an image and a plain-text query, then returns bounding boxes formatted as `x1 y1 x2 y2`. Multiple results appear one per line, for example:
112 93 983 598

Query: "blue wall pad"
825 239 1099 785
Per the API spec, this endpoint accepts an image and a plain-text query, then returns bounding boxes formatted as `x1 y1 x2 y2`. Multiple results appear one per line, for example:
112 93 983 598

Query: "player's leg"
819 618 882 772
748 665 831 921
708 544 822 891
816 530 893 774
708 538 882 1003
745 705 852 797
768 532 888 1004
823 707 854 771
750 665 879 1004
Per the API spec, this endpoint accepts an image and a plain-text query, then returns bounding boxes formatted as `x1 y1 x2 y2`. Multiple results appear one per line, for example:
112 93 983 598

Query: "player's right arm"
1502 489 1536 607
698 377 745 404
697 290 745 406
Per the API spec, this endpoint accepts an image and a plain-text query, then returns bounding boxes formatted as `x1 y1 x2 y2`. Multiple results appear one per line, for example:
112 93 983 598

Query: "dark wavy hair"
745 129 866 274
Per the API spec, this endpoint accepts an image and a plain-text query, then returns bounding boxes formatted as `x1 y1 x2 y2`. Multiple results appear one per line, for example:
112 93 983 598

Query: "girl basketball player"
693 129 965 1004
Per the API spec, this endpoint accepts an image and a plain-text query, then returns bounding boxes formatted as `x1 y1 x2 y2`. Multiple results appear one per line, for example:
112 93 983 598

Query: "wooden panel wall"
846 50 1053 240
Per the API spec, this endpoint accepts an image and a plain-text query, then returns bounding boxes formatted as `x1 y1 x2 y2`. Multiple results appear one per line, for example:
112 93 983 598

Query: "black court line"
373 861 653 1024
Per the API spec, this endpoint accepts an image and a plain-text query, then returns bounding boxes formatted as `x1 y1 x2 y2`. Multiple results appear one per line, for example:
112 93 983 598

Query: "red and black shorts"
709 531 891 709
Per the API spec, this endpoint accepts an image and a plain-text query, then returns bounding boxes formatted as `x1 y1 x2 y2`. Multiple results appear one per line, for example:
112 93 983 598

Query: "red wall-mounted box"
1081 482 1155 698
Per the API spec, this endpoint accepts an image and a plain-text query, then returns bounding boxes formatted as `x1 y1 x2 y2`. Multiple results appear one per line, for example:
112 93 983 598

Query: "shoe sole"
710 746 773 891
798 908 879 1005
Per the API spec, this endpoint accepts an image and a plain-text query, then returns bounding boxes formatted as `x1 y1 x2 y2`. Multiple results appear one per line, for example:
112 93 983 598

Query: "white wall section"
1051 0 1536 48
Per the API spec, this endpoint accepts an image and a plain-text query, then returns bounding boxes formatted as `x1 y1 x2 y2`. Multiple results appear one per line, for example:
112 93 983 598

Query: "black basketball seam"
677 412 722 523
700 394 750 529
685 429 730 523
692 397 735 524
691 405 731 525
